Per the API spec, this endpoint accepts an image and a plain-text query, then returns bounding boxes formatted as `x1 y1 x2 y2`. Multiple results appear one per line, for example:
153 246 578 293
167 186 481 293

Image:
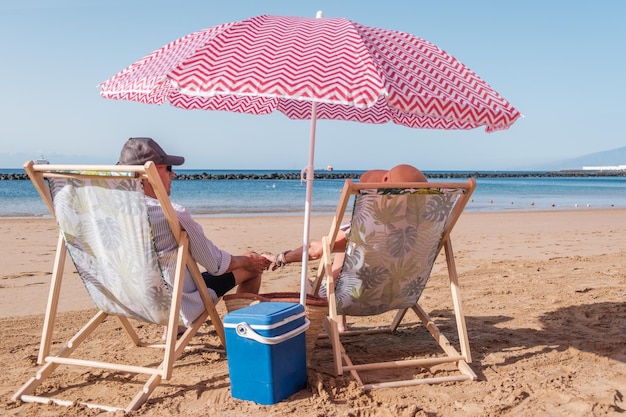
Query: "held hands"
260 251 289 271
261 253 281 271
263 240 324 271
244 251 272 273
265 252 285 271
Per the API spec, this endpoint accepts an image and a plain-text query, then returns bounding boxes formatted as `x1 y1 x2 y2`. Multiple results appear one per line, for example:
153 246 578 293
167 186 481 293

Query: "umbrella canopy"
100 13 521 305
100 14 520 131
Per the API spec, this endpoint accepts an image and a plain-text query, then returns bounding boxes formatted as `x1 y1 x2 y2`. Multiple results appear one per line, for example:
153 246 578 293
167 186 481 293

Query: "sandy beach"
1 209 625 416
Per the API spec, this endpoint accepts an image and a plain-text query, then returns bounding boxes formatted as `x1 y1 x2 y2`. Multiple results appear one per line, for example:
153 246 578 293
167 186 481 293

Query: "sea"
2 168 626 218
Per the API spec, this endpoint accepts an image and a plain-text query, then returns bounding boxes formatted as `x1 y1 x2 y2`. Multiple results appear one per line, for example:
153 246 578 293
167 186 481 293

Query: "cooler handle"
235 319 310 345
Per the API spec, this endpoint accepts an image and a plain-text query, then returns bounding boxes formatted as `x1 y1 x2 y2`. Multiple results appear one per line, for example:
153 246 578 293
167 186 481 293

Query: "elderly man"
117 137 271 327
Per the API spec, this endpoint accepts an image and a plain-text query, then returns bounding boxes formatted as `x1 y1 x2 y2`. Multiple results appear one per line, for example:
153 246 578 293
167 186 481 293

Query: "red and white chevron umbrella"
100 13 521 304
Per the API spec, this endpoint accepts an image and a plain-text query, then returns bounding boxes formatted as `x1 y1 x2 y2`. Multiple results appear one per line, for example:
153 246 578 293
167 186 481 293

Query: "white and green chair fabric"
13 161 225 412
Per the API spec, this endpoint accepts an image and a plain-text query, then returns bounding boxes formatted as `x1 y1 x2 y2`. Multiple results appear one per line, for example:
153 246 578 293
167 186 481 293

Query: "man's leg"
232 269 262 294
203 270 262 295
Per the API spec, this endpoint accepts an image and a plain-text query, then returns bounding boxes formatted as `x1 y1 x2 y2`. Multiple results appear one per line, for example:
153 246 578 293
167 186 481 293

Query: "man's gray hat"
117 137 185 166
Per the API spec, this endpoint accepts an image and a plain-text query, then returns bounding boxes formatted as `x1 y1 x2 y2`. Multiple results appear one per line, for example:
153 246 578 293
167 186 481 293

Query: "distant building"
582 165 626 171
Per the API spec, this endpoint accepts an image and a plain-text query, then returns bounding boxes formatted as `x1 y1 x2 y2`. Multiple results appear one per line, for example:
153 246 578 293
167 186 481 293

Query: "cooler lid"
224 301 305 329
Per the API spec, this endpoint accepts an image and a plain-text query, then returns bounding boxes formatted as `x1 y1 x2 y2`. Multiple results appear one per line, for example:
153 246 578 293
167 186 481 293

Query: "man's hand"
261 253 281 271
244 251 272 272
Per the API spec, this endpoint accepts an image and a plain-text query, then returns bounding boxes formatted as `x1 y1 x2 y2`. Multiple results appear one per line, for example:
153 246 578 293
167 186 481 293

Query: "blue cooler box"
224 301 310 405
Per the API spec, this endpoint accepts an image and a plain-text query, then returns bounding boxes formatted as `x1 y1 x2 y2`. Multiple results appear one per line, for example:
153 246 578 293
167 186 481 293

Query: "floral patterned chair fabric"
50 176 172 325
312 179 477 390
334 190 459 316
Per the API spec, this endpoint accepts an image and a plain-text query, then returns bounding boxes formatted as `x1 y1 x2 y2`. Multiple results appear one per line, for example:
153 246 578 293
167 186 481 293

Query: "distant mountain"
522 146 626 171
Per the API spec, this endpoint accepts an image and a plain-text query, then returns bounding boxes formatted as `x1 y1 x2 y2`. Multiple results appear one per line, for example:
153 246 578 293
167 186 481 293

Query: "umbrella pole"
299 102 318 306
297 9 325 306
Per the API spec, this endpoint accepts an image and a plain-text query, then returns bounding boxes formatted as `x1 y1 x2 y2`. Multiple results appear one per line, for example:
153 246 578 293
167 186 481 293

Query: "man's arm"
176 206 233 276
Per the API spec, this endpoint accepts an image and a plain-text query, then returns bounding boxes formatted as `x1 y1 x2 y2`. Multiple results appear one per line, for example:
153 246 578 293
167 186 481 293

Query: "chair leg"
127 373 163 412
12 310 109 401
38 234 67 363
444 239 472 362
186 247 226 347
12 360 60 401
323 317 343 375
390 308 408 331
118 316 142 346
412 303 477 381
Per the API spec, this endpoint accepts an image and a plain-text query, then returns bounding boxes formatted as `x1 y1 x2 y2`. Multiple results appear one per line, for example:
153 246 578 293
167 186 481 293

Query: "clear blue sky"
1 1 624 170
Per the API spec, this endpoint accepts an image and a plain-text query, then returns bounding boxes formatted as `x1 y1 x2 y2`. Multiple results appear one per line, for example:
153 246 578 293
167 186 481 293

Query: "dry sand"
1 210 625 416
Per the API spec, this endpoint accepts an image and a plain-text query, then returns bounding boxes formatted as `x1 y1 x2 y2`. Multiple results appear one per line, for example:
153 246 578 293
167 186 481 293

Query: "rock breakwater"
3 170 625 181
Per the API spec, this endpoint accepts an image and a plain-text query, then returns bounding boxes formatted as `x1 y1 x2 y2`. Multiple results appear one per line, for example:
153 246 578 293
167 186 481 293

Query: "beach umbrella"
99 12 522 305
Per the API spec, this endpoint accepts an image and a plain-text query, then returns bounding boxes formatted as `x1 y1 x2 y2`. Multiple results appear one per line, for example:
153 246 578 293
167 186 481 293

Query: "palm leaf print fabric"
333 188 461 316
50 176 172 325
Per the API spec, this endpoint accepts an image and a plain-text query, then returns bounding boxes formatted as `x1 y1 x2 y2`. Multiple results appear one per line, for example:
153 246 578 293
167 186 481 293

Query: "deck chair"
12 161 225 412
311 178 477 390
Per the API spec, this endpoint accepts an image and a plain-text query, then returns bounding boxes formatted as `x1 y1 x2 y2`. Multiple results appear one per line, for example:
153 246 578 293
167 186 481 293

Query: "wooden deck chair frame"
12 161 225 412
311 178 477 390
